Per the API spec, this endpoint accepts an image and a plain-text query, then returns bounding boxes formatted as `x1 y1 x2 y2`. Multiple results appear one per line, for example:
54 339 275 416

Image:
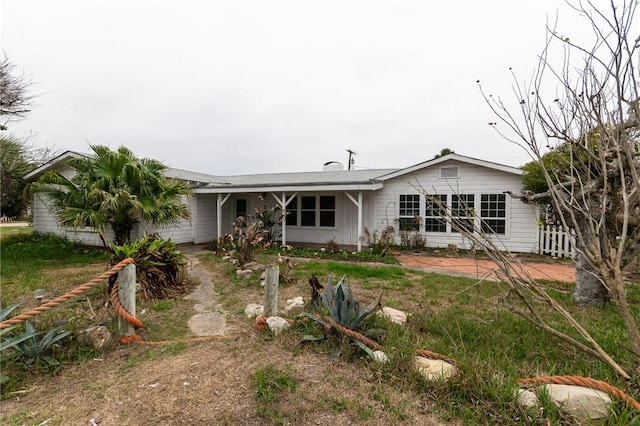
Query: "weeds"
360 225 395 255
252 364 298 423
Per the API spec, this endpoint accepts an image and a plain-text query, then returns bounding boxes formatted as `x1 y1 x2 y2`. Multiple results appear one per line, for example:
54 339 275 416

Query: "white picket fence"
538 225 576 258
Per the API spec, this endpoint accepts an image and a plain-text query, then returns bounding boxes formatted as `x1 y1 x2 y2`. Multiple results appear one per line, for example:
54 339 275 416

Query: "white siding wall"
33 193 195 246
143 196 195 244
32 194 114 246
373 160 539 253
194 194 217 244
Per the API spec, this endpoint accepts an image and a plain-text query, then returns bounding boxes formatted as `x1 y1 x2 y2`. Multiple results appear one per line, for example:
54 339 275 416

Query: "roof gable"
22 150 90 181
377 153 523 181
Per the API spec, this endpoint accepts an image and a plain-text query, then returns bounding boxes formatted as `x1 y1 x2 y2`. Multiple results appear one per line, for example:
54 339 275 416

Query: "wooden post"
118 263 136 337
263 264 279 317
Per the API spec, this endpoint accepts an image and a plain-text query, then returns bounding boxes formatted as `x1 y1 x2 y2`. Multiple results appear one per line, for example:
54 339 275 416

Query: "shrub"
360 226 395 255
325 238 340 254
223 217 268 268
109 233 189 300
253 196 283 245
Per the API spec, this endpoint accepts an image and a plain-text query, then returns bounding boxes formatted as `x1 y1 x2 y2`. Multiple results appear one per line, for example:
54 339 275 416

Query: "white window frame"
479 193 508 235
398 194 421 231
285 194 337 229
450 193 475 234
424 194 448 233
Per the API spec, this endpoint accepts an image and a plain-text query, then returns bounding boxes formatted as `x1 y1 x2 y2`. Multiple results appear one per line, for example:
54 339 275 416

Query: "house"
24 152 540 253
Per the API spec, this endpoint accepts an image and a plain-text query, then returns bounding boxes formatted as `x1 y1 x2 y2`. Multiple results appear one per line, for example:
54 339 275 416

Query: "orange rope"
0 258 135 329
518 375 640 412
255 315 268 331
320 315 382 350
415 349 453 363
119 334 143 344
109 282 143 329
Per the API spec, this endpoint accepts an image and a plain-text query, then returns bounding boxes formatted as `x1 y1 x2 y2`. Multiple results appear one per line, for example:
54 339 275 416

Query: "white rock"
284 296 305 314
378 306 407 325
414 356 458 381
516 389 539 410
266 316 290 336
372 350 389 363
244 261 266 272
236 269 253 280
244 303 264 318
544 384 612 422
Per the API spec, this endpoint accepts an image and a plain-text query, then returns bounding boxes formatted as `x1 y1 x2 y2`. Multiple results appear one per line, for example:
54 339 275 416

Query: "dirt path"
182 248 231 336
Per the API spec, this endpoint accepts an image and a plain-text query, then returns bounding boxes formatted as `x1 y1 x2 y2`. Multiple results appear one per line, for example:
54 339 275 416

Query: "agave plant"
321 274 383 330
11 321 71 368
301 274 383 359
0 303 34 352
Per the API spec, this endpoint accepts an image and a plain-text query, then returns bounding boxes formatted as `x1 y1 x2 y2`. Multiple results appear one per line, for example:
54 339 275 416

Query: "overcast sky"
1 0 603 175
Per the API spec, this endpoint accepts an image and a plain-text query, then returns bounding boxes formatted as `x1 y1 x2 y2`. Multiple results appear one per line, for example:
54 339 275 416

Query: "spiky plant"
302 274 383 359
319 274 382 330
11 321 71 369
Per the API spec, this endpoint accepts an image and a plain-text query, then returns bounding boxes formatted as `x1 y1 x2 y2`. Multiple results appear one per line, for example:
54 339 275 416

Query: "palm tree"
34 145 191 245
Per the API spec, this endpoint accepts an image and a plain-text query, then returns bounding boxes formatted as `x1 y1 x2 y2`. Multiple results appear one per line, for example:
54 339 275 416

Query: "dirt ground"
3 336 447 425
2 248 458 426
395 253 576 283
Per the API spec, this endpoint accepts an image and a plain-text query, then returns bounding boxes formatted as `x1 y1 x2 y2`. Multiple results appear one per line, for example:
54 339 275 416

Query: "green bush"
109 233 188 299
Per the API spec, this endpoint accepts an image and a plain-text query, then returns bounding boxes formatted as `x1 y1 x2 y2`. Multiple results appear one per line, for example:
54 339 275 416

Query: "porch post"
345 191 363 252
217 193 231 239
280 192 287 247
357 191 363 252
270 192 297 247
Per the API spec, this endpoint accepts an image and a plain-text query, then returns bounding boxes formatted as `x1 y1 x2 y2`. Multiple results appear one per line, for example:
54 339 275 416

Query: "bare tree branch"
0 55 34 130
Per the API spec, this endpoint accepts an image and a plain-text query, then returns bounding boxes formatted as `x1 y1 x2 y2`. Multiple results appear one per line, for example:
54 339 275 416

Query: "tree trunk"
573 252 610 304
113 222 133 246
572 219 610 305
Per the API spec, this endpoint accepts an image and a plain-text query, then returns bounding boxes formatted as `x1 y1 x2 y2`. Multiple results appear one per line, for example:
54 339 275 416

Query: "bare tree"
0 55 34 131
466 0 639 377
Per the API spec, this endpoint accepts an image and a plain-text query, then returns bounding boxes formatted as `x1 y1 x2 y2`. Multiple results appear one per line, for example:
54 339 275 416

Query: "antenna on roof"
346 148 357 171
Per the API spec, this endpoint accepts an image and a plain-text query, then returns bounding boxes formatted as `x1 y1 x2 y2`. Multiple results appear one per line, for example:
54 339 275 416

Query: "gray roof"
24 151 522 194
188 168 398 193
210 169 397 187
